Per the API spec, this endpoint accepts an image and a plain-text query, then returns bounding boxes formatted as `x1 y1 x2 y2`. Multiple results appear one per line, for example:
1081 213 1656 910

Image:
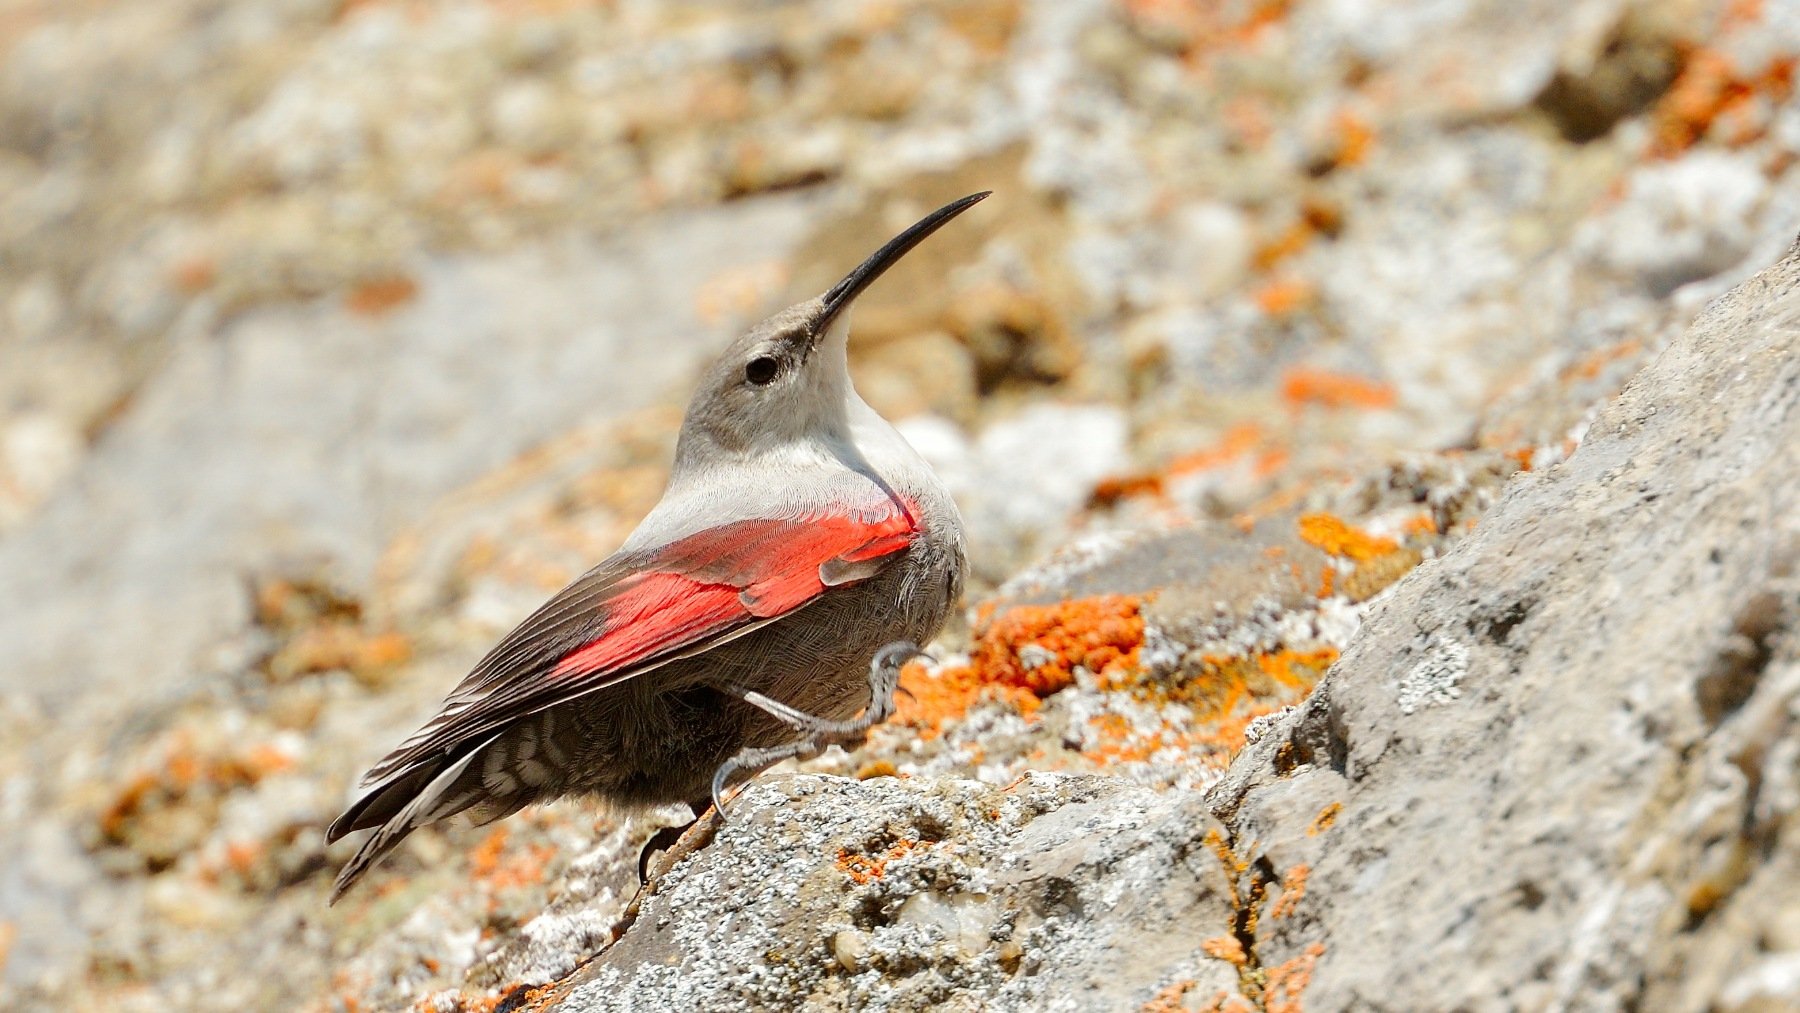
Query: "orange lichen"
267 625 413 684
1306 802 1342 837
97 734 299 842
1169 423 1268 478
1221 95 1275 149
1199 829 1327 1012
1120 0 1292 60
1090 471 1169 507
1204 828 1250 879
1688 878 1730 920
855 759 899 780
1280 367 1396 411
1561 339 1643 382
1085 647 1337 769
345 275 420 317
167 749 202 789
1296 513 1398 563
978 595 1145 690
1202 935 1248 966
1195 992 1259 1013
1264 943 1326 1013
1233 484 1315 532
1270 864 1310 920
1651 46 1795 156
0 920 14 978
896 596 1144 736
1205 826 1272 956
1141 979 1199 1013
1253 221 1315 272
1338 547 1423 601
1254 277 1315 317
488 843 557 893
453 983 549 1013
254 576 412 685
224 840 263 876
1401 512 1439 538
1081 712 1156 765
470 827 511 880
168 254 217 294
1094 424 1279 507
330 970 371 1013
1328 108 1374 168
466 825 557 895
834 840 927 886
1257 648 1338 689
1252 446 1290 478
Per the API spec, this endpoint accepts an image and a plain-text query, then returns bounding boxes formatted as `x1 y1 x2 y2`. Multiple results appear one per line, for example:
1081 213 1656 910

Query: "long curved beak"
814 191 991 335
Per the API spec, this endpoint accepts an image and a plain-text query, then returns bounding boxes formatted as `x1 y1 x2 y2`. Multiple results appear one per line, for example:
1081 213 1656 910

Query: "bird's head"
674 192 990 466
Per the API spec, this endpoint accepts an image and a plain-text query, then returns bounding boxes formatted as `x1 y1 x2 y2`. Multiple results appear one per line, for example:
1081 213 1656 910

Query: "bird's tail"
326 734 502 904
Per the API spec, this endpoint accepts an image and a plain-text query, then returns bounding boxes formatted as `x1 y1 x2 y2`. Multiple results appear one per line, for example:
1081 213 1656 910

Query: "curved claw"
867 641 926 719
871 641 929 672
710 763 737 824
637 821 691 884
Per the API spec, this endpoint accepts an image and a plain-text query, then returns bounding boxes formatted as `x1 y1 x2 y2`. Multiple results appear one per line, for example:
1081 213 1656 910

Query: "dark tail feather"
325 763 437 844
327 735 499 904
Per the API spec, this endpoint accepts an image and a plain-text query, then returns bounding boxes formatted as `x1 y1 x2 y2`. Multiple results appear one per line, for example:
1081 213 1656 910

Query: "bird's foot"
709 641 925 819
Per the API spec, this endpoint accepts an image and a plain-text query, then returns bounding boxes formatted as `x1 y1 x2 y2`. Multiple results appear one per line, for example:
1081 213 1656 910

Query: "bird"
325 192 985 902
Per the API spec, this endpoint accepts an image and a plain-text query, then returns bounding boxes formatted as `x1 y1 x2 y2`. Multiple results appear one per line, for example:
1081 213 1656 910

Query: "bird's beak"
813 191 991 339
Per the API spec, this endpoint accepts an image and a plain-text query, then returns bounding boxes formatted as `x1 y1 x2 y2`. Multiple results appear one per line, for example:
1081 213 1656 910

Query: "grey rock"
548 773 1244 1012
1210 236 1800 1010
0 194 821 713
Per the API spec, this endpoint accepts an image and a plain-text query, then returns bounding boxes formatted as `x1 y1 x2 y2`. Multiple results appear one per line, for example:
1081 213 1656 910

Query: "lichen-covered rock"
546 773 1247 1012
1207 234 1800 1010
510 221 1798 1013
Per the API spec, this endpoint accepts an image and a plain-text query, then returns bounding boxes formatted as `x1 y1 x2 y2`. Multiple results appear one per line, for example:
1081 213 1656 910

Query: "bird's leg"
709 738 826 818
728 688 876 738
707 641 924 819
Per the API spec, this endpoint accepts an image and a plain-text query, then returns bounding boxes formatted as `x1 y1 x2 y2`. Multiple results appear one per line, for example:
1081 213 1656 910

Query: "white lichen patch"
1396 635 1470 715
1244 706 1298 745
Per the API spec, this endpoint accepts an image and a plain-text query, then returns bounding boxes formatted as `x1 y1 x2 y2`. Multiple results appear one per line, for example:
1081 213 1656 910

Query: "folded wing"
333 507 917 828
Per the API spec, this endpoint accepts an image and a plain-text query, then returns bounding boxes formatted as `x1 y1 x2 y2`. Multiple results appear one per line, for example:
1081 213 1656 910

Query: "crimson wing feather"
356 510 916 788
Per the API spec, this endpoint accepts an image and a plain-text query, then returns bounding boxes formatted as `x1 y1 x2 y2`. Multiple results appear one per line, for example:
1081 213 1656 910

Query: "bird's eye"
744 355 781 385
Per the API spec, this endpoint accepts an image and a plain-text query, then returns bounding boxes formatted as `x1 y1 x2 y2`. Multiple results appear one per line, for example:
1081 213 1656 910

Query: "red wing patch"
549 574 743 677
359 505 919 787
550 510 917 679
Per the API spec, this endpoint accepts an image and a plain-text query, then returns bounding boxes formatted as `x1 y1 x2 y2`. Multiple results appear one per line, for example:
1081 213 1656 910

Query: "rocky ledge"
455 234 1796 1012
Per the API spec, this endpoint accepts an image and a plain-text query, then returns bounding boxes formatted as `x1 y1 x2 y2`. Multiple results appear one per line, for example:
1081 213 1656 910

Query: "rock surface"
3 0 1800 1010
519 223 1800 1013
553 774 1242 1012
1211 236 1800 1012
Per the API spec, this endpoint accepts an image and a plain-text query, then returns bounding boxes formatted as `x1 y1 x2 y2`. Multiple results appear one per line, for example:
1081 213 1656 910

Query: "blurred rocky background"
1 0 1797 1009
